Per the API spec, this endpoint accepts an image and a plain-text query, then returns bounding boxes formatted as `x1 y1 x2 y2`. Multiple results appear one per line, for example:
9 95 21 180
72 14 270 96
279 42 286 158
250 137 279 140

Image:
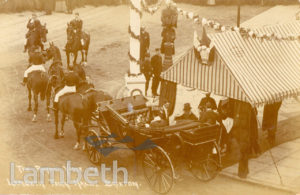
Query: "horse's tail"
40 72 48 101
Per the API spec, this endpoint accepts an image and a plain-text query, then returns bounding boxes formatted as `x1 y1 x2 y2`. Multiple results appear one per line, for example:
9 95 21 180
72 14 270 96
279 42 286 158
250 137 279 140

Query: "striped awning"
161 22 300 105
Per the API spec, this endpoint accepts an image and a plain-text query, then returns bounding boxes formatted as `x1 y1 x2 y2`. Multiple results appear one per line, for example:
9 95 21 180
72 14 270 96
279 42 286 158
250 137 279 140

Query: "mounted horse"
65 23 90 69
51 77 112 150
25 50 52 122
26 23 48 52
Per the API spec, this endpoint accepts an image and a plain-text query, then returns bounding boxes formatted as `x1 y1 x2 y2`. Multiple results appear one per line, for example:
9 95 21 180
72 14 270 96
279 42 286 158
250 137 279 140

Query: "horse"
47 60 65 102
27 23 48 53
26 63 51 122
46 42 62 66
52 80 112 150
65 23 90 69
73 62 86 81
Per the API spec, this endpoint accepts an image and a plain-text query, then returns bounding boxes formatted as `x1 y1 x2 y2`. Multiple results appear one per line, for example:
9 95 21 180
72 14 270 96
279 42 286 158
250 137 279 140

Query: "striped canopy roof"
161 22 300 105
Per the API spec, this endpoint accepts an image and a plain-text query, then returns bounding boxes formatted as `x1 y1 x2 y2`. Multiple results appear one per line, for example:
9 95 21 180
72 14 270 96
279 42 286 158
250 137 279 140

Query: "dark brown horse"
66 23 90 68
27 67 51 122
46 42 62 65
53 81 112 150
27 24 48 53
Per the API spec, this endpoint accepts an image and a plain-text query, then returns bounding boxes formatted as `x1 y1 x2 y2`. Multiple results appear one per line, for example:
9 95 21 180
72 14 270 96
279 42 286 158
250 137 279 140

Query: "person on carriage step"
52 66 80 111
199 102 220 125
140 51 152 96
198 92 217 112
21 47 46 86
24 13 42 53
174 103 198 121
151 48 162 96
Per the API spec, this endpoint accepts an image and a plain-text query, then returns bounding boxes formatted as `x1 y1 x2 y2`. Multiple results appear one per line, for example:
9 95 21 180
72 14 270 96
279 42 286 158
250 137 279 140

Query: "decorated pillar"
124 0 146 97
129 0 141 75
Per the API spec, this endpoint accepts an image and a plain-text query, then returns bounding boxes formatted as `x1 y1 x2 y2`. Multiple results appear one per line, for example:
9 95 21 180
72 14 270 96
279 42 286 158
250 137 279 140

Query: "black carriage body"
87 95 222 194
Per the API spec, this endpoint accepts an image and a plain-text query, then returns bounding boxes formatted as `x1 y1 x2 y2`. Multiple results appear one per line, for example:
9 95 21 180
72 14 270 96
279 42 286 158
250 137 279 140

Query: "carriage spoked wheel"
189 156 219 182
86 130 102 165
142 146 175 194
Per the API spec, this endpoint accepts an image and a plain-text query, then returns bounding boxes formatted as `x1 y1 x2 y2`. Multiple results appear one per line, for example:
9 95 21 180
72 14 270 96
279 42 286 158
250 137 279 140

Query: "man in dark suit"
199 102 220 125
140 51 152 96
175 103 198 121
151 48 162 96
198 92 217 112
262 101 282 146
140 26 150 63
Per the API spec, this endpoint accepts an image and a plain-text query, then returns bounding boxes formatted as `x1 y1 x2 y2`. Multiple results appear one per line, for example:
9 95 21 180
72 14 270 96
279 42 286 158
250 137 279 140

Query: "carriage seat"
121 107 150 125
179 124 220 144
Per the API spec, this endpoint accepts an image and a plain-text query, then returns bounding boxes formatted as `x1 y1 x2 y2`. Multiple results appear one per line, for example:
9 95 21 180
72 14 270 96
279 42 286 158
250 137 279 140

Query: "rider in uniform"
24 13 42 53
64 12 83 51
21 47 46 86
70 12 83 40
52 66 80 111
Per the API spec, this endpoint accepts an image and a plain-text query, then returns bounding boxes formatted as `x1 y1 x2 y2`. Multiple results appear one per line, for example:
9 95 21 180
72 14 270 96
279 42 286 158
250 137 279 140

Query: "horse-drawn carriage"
85 95 222 194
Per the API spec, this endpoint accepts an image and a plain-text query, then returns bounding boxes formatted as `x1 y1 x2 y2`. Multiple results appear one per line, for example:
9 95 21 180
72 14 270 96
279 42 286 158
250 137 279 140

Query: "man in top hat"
151 48 162 96
198 92 217 112
24 13 42 52
174 103 198 121
140 25 150 63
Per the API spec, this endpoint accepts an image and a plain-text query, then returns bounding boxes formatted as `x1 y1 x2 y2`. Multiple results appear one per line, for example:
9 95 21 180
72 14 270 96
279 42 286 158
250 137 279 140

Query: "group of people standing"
139 26 163 97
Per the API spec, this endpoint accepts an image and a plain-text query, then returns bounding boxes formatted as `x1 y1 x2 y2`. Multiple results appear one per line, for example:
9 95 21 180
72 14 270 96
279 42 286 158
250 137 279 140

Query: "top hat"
183 103 192 111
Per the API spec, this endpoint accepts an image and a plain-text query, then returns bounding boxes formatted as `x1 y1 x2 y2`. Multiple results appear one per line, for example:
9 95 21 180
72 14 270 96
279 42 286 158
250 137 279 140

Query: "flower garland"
128 26 140 40
128 51 140 65
176 6 300 42
141 0 163 15
129 0 142 17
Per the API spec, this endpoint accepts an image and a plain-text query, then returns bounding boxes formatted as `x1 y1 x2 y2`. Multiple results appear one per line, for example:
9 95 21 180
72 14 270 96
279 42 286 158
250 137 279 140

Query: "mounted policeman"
24 13 48 53
65 12 90 68
70 12 83 39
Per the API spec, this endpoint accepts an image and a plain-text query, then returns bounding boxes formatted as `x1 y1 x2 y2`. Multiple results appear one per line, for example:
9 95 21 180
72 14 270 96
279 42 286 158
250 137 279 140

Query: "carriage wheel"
142 146 174 194
86 130 101 165
190 156 219 182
